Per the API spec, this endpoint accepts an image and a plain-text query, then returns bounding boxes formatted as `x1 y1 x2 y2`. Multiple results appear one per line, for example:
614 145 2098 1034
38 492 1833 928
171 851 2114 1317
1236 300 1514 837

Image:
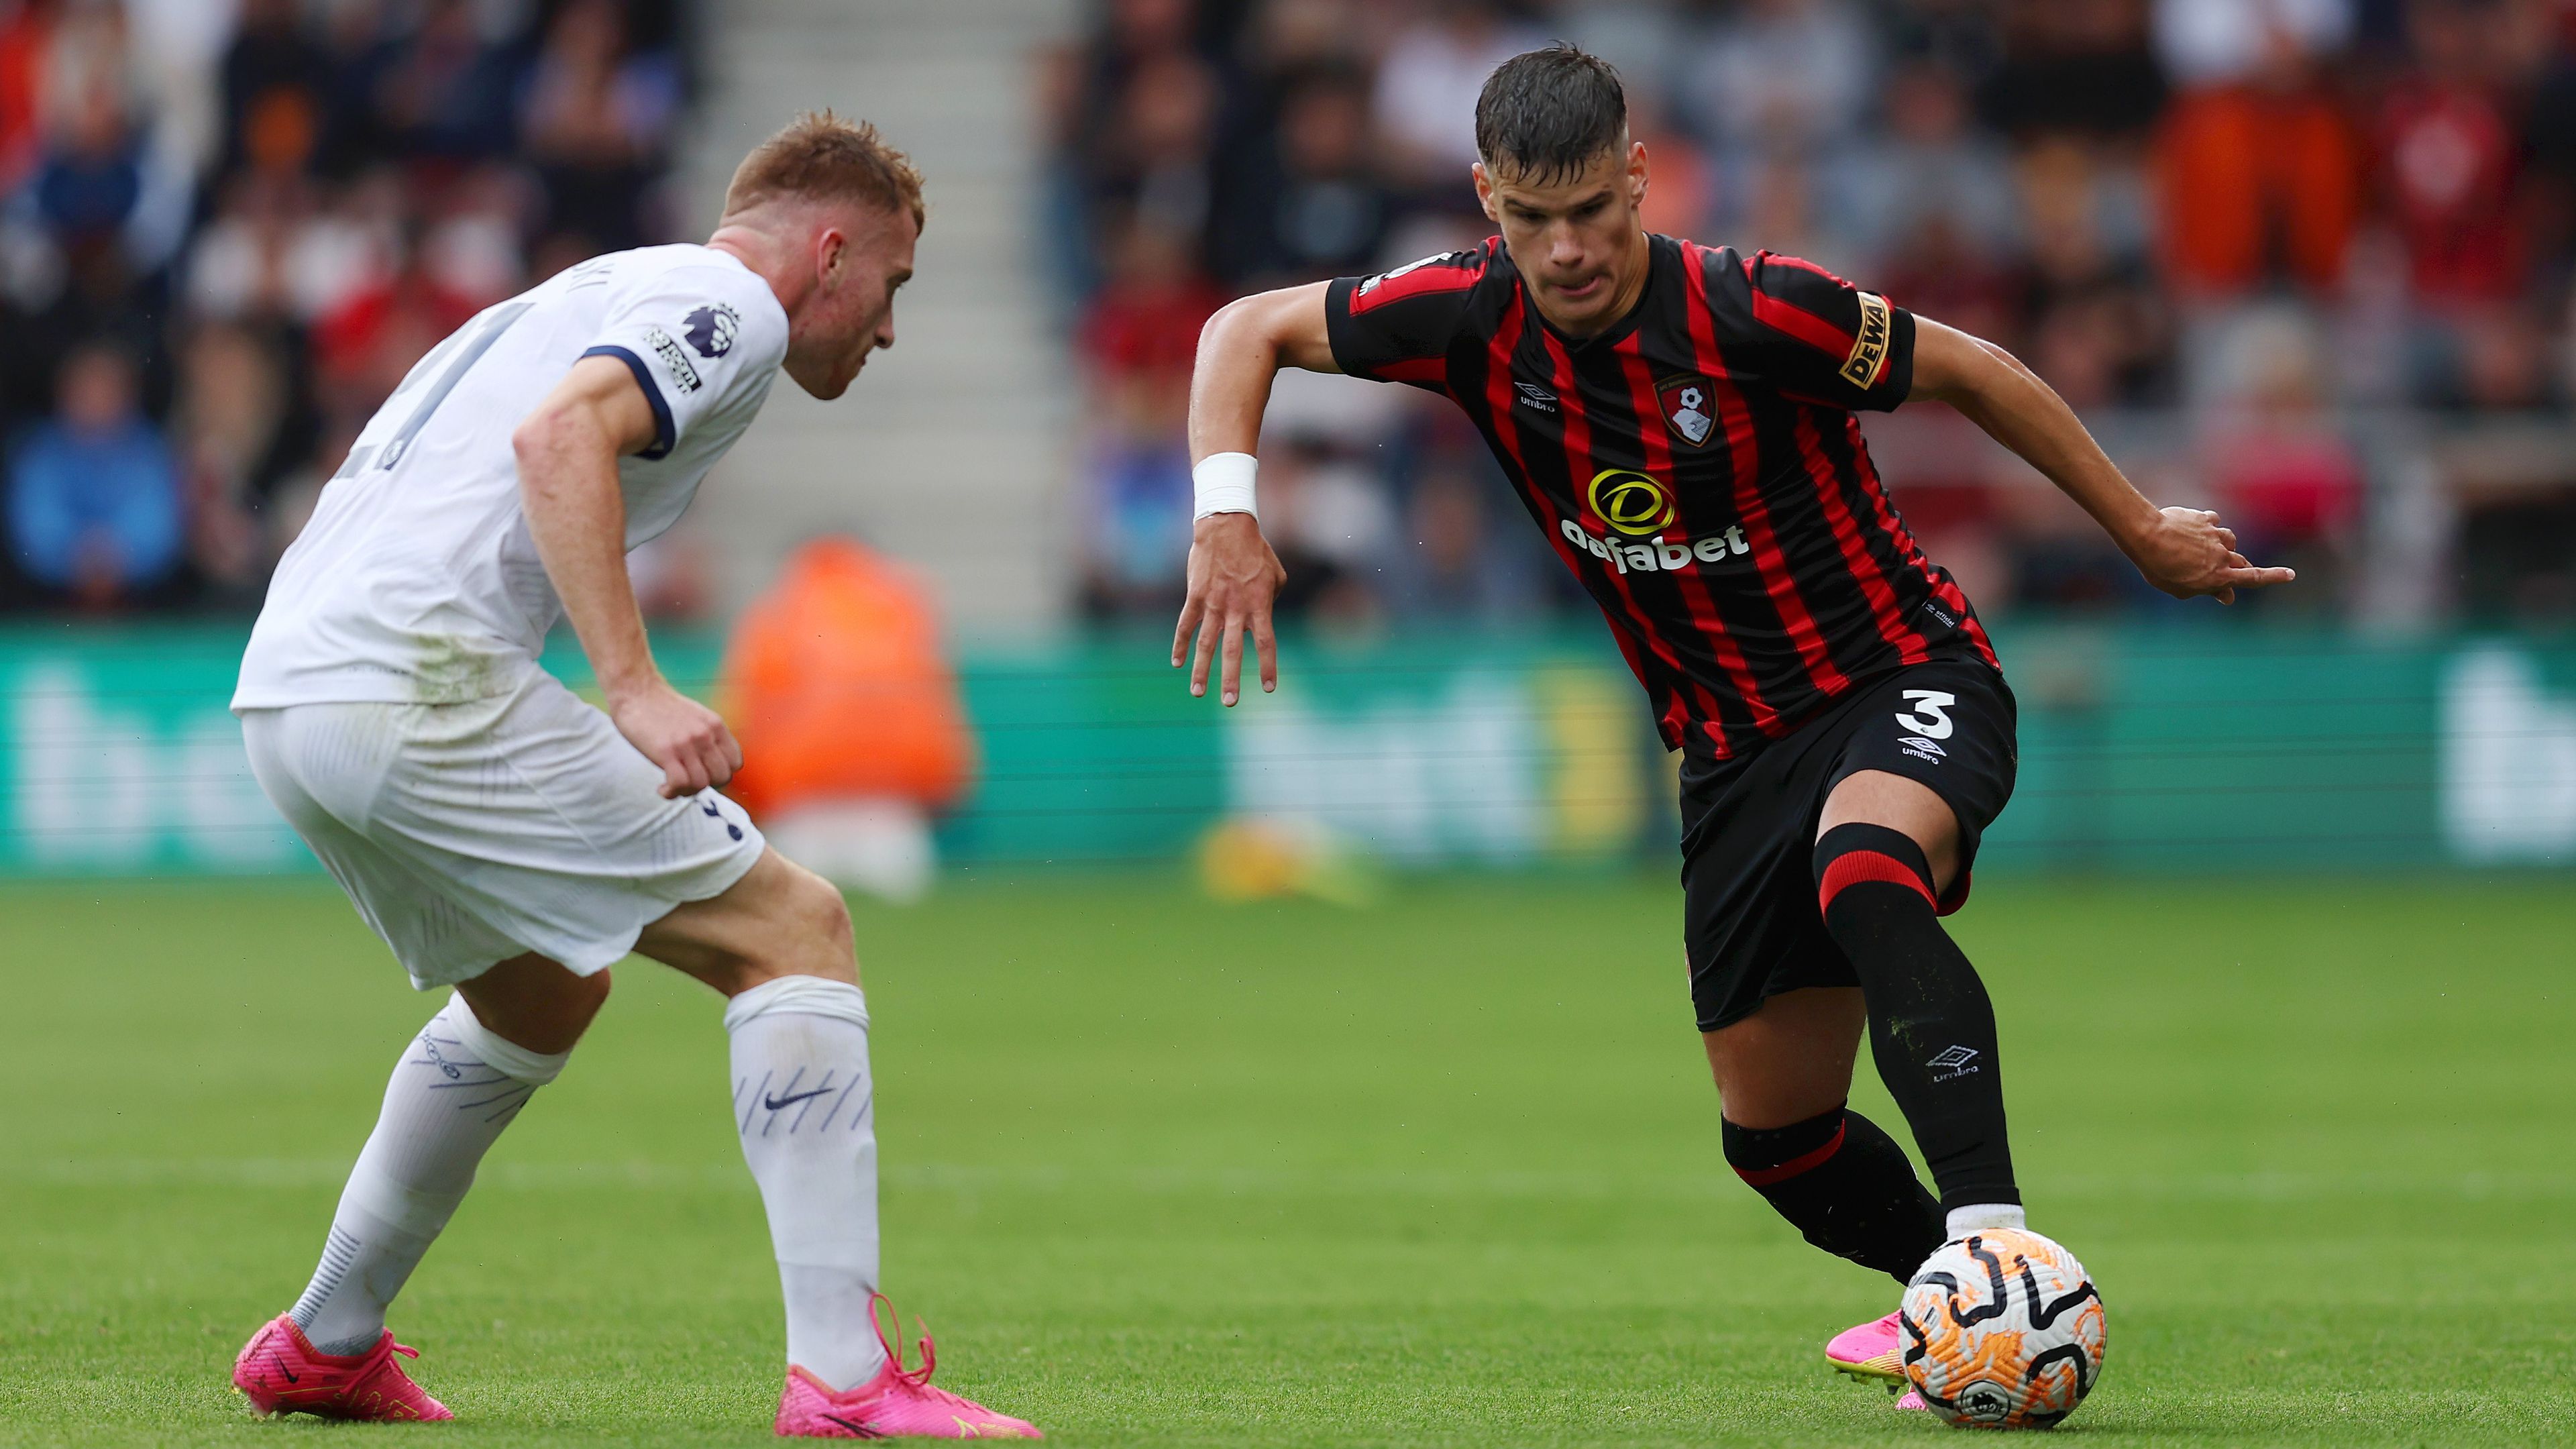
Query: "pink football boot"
775 1293 1041 1439
232 1313 453 1421
1825 1310 1928 1409
1826 1309 1905 1387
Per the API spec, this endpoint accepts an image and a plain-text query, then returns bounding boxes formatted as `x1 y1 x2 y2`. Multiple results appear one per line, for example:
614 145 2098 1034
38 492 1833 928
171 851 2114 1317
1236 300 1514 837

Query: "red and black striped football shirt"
1324 233 1998 757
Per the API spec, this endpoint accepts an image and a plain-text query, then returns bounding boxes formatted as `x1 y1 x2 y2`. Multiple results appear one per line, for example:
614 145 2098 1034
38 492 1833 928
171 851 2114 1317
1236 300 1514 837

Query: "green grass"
3 872 2573 1446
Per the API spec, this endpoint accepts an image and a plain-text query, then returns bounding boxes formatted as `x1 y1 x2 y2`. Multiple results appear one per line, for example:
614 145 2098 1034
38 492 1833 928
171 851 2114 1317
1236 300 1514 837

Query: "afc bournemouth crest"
1658 374 1716 448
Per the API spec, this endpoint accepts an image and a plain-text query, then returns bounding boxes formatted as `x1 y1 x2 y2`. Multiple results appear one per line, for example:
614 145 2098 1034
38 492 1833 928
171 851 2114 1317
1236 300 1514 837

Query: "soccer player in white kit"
224 114 1039 1440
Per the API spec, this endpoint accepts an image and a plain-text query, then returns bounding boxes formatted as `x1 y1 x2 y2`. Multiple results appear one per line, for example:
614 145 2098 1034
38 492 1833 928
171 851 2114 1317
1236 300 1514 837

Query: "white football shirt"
233 244 790 709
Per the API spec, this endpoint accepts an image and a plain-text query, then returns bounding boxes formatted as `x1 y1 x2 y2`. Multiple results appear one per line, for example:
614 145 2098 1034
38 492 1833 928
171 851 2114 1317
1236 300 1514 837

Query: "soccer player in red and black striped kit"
1174 45 2292 1401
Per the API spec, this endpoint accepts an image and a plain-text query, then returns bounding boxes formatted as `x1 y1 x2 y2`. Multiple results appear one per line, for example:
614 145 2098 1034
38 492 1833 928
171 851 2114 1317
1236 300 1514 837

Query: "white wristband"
1192 451 1258 521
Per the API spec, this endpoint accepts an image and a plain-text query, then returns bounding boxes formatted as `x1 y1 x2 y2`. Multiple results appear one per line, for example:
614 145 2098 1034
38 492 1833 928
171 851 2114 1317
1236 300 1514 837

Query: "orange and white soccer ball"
1900 1228 2107 1430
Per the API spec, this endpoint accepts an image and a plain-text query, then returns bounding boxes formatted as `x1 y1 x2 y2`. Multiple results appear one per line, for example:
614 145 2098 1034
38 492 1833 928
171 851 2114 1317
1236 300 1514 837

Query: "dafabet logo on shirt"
1587 470 1677 537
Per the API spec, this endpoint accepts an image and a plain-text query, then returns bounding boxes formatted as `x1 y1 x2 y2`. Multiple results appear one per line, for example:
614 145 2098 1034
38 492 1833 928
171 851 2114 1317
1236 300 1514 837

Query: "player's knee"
756 865 855 984
571 965 614 1018
1817 771 1960 890
1814 822 1937 920
796 869 853 953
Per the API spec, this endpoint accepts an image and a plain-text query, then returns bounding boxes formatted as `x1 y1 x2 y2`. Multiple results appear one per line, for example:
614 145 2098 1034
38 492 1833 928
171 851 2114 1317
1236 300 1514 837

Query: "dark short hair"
1473 44 1627 186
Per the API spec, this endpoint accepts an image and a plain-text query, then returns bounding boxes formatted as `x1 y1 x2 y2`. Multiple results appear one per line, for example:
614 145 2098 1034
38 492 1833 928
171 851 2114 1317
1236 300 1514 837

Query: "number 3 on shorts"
1896 689 1957 739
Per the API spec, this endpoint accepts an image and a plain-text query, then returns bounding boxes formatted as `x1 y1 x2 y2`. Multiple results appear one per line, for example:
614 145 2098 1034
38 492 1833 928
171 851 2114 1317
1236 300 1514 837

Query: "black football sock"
1721 1104 1945 1283
1815 822 2020 1216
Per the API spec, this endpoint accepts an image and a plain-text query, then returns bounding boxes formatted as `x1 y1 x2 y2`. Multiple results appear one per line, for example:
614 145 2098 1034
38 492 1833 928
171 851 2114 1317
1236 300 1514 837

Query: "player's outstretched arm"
1908 318 2294 605
1171 282 1336 705
515 355 742 798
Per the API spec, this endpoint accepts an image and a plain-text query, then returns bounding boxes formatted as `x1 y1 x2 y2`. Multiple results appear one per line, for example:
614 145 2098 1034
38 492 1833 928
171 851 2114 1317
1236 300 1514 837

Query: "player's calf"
1813 822 2020 1232
1722 1105 1944 1283
273 989 574 1362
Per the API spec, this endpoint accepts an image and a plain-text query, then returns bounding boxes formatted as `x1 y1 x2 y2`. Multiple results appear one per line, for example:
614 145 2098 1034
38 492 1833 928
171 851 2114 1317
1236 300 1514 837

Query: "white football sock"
289 993 568 1354
727 975 888 1392
1946 1202 2028 1239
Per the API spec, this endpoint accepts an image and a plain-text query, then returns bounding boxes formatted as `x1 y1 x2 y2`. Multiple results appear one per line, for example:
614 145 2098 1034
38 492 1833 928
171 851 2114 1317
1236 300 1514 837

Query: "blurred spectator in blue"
1373 0 1544 200
7 59 174 443
1210 62 1395 287
7 341 180 606
37 1 192 275
32 63 142 247
370 0 520 164
523 0 682 252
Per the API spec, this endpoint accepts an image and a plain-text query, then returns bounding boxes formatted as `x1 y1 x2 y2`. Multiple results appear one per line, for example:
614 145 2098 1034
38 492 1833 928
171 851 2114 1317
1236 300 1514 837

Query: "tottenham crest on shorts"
1658 375 1716 448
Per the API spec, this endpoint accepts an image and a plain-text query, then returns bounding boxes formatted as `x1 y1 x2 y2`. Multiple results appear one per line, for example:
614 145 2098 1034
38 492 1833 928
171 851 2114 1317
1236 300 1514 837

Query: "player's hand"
2125 506 2296 606
1173 511 1285 706
607 678 743 798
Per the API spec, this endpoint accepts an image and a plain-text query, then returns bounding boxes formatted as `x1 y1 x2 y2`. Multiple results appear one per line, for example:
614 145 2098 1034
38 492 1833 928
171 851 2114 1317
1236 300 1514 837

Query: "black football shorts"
1678 655 2017 1032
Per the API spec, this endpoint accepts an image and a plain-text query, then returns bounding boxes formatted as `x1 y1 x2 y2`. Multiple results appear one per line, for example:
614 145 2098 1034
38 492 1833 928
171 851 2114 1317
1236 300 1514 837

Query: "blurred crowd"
1045 0 2576 629
0 0 700 615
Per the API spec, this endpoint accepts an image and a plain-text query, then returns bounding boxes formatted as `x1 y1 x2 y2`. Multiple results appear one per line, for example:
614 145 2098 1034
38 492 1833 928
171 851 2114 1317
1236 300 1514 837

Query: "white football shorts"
239 670 765 989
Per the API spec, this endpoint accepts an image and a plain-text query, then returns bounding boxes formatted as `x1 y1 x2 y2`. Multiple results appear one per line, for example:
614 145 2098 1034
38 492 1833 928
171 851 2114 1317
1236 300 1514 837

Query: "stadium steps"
681 0 1079 634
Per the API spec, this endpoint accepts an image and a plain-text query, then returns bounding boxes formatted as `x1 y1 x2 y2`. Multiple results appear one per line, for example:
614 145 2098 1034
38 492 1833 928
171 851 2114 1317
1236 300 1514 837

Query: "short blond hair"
722 110 925 229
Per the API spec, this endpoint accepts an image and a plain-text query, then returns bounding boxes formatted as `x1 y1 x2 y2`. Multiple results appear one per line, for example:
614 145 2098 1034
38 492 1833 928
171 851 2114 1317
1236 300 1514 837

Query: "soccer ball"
1900 1228 2107 1430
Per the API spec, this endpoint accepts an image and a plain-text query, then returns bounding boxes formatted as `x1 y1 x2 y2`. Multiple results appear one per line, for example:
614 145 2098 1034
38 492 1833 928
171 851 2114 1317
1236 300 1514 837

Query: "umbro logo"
1898 735 1947 763
1927 1045 1980 1080
1514 382 1558 413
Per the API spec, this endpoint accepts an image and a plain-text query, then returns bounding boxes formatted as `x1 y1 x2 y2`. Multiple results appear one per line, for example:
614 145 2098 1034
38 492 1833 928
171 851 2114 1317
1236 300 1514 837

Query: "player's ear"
1627 140 1649 209
816 225 847 289
1471 162 1499 224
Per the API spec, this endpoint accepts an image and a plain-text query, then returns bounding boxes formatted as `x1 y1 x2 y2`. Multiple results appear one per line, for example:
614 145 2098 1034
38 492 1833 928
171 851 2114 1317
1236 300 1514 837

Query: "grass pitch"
2 871 2573 1446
